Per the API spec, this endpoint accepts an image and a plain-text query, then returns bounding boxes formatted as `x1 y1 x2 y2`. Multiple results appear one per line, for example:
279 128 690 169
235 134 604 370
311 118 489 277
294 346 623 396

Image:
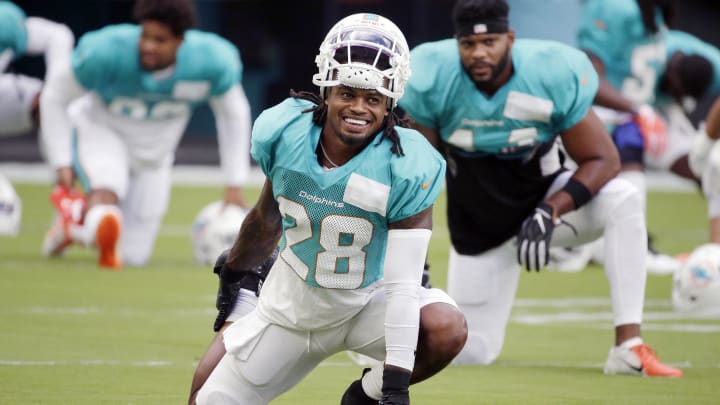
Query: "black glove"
421 263 431 289
212 248 279 332
213 250 244 332
379 367 411 405
516 202 555 272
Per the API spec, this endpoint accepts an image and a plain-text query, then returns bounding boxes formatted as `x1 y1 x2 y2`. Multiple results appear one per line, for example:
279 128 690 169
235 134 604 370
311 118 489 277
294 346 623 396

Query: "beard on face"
464 45 511 88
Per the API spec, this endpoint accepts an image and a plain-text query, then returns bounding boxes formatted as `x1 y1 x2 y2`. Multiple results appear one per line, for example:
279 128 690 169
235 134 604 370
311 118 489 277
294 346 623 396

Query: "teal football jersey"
0 1 27 62
251 98 446 289
399 38 598 160
664 30 720 98
71 24 241 120
577 0 666 105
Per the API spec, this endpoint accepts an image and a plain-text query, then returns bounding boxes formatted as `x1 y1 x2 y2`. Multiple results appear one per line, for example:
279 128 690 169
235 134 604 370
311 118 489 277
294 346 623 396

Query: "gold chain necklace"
319 141 339 168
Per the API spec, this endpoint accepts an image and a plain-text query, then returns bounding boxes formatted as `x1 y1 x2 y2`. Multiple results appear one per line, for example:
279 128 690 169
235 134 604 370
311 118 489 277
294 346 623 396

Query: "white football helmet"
672 243 720 313
312 13 411 108
0 175 21 236
190 201 247 266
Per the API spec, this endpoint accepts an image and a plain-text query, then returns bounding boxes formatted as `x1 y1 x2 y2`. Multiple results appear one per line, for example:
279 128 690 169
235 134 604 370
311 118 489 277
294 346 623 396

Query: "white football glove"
689 123 715 180
702 138 720 198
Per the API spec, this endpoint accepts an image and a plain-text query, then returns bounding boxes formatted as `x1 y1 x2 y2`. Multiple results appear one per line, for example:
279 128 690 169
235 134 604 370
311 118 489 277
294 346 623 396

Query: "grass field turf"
1 183 718 404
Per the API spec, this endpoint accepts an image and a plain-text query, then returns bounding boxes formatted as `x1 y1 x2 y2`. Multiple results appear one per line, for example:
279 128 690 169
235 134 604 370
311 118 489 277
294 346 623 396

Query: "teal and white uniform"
251 97 446 330
400 37 648 366
399 38 598 253
39 24 251 266
578 0 666 106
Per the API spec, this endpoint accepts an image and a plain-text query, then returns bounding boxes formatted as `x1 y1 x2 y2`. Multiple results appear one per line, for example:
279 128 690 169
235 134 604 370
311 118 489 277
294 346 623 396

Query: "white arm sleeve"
24 17 74 80
209 84 251 186
383 228 432 371
39 62 86 168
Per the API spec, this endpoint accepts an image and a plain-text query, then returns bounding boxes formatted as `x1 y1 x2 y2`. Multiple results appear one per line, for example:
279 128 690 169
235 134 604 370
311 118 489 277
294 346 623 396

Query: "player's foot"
548 245 593 272
604 342 683 377
42 215 72 256
96 212 122 269
340 368 377 405
646 236 681 275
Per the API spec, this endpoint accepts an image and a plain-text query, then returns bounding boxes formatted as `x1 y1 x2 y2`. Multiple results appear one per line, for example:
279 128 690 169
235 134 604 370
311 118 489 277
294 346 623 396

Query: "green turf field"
1 183 718 404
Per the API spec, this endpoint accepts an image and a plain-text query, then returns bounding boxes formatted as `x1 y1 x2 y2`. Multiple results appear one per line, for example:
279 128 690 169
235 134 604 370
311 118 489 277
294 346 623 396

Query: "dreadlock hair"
289 89 407 158
677 54 714 99
133 0 196 37
637 0 674 34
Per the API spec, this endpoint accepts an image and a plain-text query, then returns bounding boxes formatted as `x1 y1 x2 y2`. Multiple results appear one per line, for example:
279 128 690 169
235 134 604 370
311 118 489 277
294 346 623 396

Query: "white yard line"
0 162 698 191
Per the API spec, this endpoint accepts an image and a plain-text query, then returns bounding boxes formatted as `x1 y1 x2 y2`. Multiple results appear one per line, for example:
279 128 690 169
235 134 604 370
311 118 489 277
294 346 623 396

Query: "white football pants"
449 171 647 365
197 287 457 405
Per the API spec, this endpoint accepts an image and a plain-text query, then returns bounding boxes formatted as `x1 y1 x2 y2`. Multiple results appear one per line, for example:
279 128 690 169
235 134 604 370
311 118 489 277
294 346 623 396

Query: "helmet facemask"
313 14 411 109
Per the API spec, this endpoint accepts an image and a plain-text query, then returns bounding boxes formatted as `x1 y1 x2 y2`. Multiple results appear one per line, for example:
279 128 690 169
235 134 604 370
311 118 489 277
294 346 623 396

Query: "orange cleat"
604 342 683 377
96 212 122 270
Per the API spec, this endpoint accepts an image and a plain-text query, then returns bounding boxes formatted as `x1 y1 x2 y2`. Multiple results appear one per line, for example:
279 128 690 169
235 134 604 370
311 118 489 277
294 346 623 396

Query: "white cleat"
42 215 72 257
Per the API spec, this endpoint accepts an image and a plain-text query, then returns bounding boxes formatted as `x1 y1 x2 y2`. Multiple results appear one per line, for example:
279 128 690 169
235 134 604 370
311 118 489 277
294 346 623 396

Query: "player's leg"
341 287 467 404
447 241 519 365
118 158 172 266
43 99 127 268
551 173 682 377
188 288 259 404
196 313 327 405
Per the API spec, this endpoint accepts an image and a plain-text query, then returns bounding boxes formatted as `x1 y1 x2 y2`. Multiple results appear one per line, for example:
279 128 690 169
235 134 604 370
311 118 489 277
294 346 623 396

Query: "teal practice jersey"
0 1 27 62
577 0 666 105
399 38 598 160
251 98 446 290
664 30 720 99
71 24 241 120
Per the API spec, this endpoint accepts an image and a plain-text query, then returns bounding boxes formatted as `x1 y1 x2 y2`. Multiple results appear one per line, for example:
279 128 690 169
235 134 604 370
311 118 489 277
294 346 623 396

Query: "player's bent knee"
419 303 468 359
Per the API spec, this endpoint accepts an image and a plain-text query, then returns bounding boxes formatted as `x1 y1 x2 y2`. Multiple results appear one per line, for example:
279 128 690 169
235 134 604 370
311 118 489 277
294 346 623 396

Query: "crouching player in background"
39 0 251 269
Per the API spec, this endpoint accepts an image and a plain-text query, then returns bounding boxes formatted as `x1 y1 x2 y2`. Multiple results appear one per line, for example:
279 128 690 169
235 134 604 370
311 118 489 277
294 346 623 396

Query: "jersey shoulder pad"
72 24 139 89
251 97 316 173
385 127 446 222
182 30 241 95
407 39 458 93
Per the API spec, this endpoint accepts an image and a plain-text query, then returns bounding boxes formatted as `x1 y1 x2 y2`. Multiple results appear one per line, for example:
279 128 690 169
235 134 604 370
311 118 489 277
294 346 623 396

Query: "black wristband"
561 178 593 210
382 366 412 390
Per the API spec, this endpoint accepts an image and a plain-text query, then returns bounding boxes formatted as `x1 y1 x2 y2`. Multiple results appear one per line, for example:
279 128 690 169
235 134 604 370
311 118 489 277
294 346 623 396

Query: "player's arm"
208 85 252 208
24 17 74 80
39 60 86 190
549 108 621 219
406 118 442 151
381 206 433 403
584 51 635 113
222 178 282 275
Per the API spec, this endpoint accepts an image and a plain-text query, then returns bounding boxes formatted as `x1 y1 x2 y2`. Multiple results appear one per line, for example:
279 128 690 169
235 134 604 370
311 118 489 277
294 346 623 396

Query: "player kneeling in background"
39 0 251 269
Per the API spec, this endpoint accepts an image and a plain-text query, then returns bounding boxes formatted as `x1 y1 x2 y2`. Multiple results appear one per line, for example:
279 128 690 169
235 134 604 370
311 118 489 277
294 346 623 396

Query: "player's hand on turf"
516 202 555 272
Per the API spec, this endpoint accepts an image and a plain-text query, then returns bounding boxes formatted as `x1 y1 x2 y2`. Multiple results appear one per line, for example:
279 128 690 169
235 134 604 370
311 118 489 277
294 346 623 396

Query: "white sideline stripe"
3 359 718 369
513 311 720 325
0 162 697 191
514 298 672 308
